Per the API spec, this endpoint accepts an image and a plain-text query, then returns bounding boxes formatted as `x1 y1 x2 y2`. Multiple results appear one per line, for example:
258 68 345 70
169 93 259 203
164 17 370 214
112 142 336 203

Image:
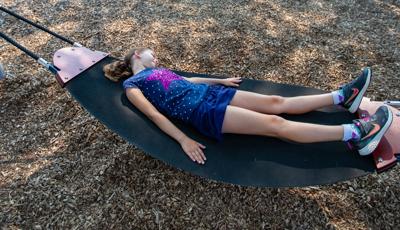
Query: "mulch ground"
1 0 399 229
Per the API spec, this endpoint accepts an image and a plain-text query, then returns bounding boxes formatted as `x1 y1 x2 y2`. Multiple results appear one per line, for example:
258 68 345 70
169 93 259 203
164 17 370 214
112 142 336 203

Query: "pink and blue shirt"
123 68 209 122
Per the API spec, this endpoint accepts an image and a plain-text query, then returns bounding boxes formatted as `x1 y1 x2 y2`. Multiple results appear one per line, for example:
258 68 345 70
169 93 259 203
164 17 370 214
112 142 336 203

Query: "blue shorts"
189 85 237 141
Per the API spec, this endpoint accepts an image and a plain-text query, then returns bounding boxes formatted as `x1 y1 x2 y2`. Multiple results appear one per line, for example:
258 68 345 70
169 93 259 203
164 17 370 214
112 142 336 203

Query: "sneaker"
339 67 371 113
351 105 393 156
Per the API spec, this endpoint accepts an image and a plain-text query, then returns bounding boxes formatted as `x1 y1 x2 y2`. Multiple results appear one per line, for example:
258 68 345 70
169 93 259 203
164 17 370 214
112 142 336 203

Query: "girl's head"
103 47 158 82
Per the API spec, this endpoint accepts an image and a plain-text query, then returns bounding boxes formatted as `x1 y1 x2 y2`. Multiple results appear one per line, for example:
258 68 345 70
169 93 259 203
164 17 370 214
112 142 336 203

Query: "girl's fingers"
230 80 241 85
185 144 206 164
191 151 200 163
194 150 205 164
197 143 207 160
185 143 206 164
195 150 204 163
188 152 196 162
198 149 206 161
195 150 205 163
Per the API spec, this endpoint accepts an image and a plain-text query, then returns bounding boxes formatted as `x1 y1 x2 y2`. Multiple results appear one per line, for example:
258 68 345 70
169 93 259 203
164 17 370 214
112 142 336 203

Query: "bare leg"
222 105 343 143
229 90 334 115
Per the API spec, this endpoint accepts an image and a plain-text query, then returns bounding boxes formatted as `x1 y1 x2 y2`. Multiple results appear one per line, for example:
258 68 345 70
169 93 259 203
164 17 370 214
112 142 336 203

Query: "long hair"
103 47 149 82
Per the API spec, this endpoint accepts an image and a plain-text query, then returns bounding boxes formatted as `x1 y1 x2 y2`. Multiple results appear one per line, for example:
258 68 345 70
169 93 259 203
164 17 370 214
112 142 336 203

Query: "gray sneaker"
339 67 371 113
350 105 393 156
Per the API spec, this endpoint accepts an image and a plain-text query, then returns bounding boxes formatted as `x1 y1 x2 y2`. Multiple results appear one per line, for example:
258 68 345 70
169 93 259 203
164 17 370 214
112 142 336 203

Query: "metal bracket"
73 42 83 47
37 58 59 74
384 100 400 108
52 46 109 87
0 63 4 79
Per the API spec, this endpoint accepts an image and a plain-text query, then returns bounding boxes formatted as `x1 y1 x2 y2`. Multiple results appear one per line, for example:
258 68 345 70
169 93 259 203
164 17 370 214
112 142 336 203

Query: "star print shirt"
123 68 209 122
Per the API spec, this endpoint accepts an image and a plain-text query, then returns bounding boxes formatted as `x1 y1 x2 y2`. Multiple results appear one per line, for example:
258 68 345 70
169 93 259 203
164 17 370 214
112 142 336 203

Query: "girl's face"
137 49 158 68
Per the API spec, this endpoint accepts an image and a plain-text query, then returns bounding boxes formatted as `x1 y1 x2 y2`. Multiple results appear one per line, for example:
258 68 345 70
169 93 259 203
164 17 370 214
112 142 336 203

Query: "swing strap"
0 6 81 47
0 6 80 74
0 6 108 86
0 31 58 74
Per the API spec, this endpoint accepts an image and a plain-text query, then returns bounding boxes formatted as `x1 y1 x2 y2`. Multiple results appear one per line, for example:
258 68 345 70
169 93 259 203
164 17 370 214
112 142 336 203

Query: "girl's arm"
125 88 206 164
184 76 242 87
184 77 224 85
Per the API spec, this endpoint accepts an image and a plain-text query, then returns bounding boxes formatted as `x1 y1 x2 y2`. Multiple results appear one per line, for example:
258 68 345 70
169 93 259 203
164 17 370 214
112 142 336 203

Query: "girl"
103 48 393 165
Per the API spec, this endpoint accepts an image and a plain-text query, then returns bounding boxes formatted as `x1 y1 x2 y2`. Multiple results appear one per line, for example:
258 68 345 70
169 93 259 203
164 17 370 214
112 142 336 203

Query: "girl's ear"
134 51 141 59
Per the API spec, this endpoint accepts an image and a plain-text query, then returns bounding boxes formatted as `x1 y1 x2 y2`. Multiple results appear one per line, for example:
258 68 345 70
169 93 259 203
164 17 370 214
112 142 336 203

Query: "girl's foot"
339 67 372 113
351 105 393 156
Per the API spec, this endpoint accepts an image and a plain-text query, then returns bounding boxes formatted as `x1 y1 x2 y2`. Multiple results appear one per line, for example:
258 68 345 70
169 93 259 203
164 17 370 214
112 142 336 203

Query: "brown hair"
103 47 149 82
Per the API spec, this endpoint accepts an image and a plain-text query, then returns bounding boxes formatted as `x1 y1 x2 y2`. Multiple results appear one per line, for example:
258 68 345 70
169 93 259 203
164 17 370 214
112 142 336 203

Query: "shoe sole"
349 68 371 113
358 106 393 156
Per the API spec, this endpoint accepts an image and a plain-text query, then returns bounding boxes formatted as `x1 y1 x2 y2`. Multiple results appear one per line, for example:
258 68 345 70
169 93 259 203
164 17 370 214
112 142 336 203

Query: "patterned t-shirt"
123 68 209 122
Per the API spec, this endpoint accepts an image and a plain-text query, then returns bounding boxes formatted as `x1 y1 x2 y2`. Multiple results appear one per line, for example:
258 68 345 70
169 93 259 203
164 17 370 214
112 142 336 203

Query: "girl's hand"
221 77 242 87
180 136 207 164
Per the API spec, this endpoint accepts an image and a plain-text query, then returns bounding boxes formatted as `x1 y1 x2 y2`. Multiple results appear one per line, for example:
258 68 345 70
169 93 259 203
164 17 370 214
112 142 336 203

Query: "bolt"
57 55 61 58
92 60 96 63
79 68 83 71
378 157 383 163
71 48 75 51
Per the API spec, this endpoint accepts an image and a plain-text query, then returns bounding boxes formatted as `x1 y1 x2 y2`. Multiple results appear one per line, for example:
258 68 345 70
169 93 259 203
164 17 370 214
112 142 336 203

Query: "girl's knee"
273 95 285 104
266 96 285 114
264 115 286 137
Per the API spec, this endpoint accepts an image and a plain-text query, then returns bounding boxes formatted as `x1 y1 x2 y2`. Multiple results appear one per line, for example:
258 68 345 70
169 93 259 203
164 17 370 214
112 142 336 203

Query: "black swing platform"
2 7 392 188
64 55 375 187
